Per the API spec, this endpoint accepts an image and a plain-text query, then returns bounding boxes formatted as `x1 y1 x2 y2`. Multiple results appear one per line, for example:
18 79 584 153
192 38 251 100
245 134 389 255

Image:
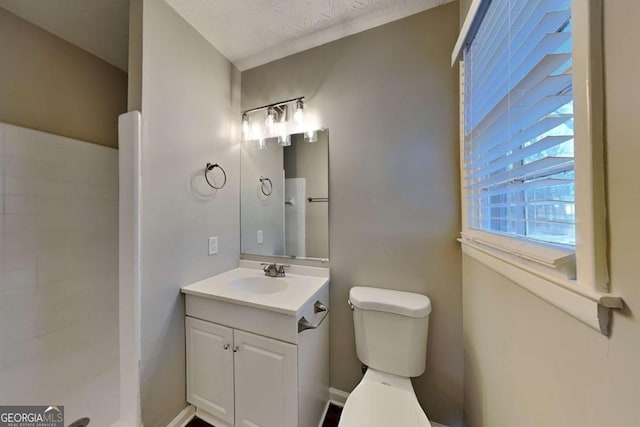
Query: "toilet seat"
338 370 431 427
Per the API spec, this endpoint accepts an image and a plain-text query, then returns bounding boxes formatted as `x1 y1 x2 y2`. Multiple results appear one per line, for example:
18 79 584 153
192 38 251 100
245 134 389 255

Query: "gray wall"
138 0 240 425
460 0 640 426
242 3 463 425
0 7 127 148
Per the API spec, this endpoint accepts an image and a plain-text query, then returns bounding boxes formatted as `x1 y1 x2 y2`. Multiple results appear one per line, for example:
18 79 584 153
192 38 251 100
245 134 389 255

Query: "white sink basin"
181 261 330 315
229 276 288 294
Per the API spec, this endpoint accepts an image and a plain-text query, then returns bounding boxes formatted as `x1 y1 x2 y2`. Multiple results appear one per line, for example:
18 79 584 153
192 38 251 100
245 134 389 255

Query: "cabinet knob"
223 344 230 350
232 346 239 353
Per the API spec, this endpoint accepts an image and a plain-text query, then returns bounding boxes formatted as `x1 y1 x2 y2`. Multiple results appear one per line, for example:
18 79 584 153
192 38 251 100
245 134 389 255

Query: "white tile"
0 267 37 290
0 123 119 419
38 196 65 215
4 195 38 214
3 176 65 197
65 182 118 200
37 230 67 252
1 230 38 253
3 125 66 163
36 250 68 285
1 316 40 347
2 214 39 233
37 212 67 232
1 356 39 403
0 250 37 273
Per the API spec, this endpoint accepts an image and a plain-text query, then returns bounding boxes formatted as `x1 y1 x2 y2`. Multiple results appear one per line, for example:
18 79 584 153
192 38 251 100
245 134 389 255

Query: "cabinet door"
186 317 234 424
233 330 298 427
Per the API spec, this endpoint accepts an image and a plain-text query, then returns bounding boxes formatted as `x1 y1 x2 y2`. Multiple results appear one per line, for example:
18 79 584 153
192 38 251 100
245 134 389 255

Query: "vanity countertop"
181 260 330 316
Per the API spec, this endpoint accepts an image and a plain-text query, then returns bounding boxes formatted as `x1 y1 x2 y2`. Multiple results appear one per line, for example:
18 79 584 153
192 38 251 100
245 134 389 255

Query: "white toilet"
339 286 433 427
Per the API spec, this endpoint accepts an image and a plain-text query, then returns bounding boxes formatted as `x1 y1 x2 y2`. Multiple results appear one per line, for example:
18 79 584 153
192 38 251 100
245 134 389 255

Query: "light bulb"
304 130 318 143
293 99 305 129
265 107 276 137
241 113 251 141
257 138 267 150
251 122 262 140
278 134 291 147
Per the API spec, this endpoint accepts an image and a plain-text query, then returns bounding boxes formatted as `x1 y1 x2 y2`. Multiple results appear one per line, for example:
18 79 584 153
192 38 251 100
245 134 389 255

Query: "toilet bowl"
338 286 432 427
338 368 431 427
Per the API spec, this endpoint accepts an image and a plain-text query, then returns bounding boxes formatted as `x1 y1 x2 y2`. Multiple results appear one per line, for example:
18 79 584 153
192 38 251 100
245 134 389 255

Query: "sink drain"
68 418 90 427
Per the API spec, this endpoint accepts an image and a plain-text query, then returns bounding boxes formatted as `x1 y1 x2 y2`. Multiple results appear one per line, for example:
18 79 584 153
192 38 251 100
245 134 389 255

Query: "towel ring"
204 163 227 189
259 176 273 196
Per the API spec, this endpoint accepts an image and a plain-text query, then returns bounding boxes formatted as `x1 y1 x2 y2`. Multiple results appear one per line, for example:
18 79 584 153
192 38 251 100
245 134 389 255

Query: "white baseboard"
166 405 195 427
329 387 350 407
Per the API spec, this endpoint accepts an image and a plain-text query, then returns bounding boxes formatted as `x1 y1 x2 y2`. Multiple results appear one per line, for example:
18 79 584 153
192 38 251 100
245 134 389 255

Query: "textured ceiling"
0 0 453 73
166 0 455 70
0 0 129 71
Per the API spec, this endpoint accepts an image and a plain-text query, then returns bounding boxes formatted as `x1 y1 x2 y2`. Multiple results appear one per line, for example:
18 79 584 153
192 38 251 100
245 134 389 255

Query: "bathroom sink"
181 261 330 315
229 276 288 294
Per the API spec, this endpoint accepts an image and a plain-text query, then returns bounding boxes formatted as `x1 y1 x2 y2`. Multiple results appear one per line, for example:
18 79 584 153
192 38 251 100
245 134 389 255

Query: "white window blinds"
464 0 575 246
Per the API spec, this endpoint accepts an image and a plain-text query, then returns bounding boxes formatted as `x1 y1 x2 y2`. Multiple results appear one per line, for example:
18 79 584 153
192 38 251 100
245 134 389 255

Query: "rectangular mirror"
241 129 329 261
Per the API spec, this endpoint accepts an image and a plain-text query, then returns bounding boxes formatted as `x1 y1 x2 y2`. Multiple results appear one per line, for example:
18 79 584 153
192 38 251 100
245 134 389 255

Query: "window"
464 0 575 247
453 0 621 335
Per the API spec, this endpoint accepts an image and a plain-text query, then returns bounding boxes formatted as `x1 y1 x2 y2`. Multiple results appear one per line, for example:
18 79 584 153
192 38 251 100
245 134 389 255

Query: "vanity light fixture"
241 113 251 141
241 96 306 143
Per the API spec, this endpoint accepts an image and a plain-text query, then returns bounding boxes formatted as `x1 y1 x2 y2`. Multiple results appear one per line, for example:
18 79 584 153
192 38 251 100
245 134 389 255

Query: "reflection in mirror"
241 129 329 261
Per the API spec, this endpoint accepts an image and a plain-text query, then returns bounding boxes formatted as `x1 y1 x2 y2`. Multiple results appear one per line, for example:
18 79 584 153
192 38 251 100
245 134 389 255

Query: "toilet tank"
349 286 431 378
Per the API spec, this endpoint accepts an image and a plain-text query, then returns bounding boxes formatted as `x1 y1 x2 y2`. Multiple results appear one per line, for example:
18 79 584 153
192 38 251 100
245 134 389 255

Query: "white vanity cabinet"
186 318 298 426
181 262 330 427
186 317 235 423
233 329 298 427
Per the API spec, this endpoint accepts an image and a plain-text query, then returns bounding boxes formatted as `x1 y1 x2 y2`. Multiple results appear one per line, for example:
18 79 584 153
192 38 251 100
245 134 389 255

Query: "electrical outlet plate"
208 237 218 255
257 230 264 245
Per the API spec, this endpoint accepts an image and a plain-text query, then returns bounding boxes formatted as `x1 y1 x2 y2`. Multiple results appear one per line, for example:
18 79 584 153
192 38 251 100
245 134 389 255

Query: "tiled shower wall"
0 122 119 426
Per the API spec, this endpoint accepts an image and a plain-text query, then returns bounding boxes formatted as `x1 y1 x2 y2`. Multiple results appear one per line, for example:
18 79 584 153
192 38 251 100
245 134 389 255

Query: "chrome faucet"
260 263 290 277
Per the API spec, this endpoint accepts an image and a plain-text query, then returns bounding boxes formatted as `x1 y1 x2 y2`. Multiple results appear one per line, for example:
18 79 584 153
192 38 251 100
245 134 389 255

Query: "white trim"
166 406 196 427
329 387 350 407
118 111 143 427
461 230 575 277
459 60 468 232
462 241 622 335
451 0 484 66
571 0 609 292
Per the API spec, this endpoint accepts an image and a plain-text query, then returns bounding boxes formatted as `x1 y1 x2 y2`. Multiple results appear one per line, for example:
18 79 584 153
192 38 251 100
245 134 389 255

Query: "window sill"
460 239 623 336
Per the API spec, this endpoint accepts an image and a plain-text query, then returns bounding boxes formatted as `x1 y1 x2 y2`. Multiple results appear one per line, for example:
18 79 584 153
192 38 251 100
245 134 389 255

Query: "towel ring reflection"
259 176 273 196
204 163 227 189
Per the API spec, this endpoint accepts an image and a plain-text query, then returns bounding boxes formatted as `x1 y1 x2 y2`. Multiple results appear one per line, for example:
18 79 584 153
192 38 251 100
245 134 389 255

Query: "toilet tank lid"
349 287 432 318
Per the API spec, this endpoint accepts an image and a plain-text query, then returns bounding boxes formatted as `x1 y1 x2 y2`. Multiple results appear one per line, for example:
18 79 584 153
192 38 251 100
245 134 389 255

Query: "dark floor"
321 404 343 427
185 403 343 427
